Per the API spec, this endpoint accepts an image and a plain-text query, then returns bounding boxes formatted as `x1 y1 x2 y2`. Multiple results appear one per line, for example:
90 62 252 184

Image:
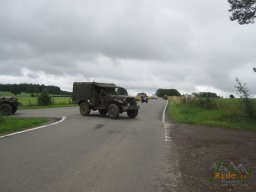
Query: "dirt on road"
168 117 256 192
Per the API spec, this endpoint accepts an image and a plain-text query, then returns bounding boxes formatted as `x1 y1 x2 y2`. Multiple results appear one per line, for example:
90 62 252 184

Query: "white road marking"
164 123 172 142
0 116 66 139
162 100 171 142
162 100 168 123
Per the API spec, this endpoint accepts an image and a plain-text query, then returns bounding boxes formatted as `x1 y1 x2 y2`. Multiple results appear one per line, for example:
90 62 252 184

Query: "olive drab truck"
72 82 139 119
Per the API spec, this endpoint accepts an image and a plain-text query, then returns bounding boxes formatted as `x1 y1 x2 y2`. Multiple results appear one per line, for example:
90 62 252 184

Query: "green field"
169 97 256 130
0 91 74 108
0 116 49 135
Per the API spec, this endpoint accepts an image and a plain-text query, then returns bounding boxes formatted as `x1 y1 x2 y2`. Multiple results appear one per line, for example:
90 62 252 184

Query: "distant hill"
0 83 72 95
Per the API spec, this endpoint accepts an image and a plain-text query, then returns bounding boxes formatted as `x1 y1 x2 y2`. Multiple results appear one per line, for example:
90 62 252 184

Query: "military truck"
72 82 139 119
0 96 21 115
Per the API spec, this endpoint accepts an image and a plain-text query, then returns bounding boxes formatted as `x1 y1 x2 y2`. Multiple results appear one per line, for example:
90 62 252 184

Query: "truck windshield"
106 88 116 94
105 87 128 96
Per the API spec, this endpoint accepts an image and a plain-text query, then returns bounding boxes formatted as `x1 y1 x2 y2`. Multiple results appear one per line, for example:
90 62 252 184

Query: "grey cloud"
0 0 256 96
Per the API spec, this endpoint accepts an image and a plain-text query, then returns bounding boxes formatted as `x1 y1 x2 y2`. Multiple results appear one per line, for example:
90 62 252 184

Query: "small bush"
229 94 235 98
38 89 51 106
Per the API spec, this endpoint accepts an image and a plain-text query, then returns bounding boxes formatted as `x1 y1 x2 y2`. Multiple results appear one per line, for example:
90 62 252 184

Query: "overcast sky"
0 0 255 96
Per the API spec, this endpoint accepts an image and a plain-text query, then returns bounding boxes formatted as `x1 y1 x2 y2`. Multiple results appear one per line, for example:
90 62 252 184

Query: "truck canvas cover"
72 82 117 103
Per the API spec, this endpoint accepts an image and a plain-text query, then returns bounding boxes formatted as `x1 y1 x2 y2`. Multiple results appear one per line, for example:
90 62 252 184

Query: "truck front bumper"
122 105 140 111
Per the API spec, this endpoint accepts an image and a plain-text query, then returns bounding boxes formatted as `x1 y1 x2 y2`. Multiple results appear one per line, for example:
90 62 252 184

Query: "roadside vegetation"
0 116 49 135
169 96 256 130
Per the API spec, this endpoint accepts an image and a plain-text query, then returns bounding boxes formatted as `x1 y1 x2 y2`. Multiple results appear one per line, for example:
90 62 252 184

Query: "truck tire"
108 104 119 119
12 106 18 114
80 102 90 116
127 109 138 118
99 109 107 116
0 103 13 115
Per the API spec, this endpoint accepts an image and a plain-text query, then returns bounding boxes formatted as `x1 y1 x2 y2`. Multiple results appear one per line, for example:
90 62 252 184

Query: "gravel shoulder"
167 113 256 192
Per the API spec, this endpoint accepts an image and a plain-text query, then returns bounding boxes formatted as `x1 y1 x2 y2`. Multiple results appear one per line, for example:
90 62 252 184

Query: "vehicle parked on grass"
72 82 140 119
137 93 148 103
0 96 21 115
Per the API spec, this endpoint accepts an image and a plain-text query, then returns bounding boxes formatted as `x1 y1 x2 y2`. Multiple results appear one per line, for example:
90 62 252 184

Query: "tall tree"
228 0 256 24
155 89 181 97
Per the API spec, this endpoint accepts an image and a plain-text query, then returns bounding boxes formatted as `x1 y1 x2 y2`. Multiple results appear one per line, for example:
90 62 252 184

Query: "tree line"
192 92 219 98
0 83 71 95
155 88 220 98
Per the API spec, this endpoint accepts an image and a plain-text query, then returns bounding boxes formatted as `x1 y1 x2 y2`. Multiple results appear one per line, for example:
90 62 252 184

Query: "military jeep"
72 82 139 119
0 96 21 115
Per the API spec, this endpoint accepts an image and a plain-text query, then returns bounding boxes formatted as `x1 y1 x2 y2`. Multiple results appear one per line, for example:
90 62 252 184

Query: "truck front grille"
127 97 136 105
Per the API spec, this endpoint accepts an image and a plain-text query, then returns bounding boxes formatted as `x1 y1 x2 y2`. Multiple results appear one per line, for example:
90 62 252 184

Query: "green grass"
0 116 49 135
169 97 256 131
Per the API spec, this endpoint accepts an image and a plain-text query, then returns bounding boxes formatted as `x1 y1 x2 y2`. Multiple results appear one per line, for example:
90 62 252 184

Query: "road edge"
162 100 168 123
162 100 172 142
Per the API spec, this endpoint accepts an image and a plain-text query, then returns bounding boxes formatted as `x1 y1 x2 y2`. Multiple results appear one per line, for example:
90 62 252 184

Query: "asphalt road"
0 100 184 192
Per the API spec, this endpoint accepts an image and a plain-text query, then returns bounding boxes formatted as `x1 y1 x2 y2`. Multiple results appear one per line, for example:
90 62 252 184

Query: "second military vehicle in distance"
72 82 140 119
137 92 148 103
0 96 21 115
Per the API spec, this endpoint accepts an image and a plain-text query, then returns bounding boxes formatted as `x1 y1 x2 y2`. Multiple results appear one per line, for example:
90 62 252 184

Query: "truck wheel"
99 109 107 116
108 104 119 119
80 102 90 116
0 103 12 115
127 109 138 118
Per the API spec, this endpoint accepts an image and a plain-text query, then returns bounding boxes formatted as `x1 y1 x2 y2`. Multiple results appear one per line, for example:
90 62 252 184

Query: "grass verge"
20 104 76 110
169 97 256 131
0 117 49 136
